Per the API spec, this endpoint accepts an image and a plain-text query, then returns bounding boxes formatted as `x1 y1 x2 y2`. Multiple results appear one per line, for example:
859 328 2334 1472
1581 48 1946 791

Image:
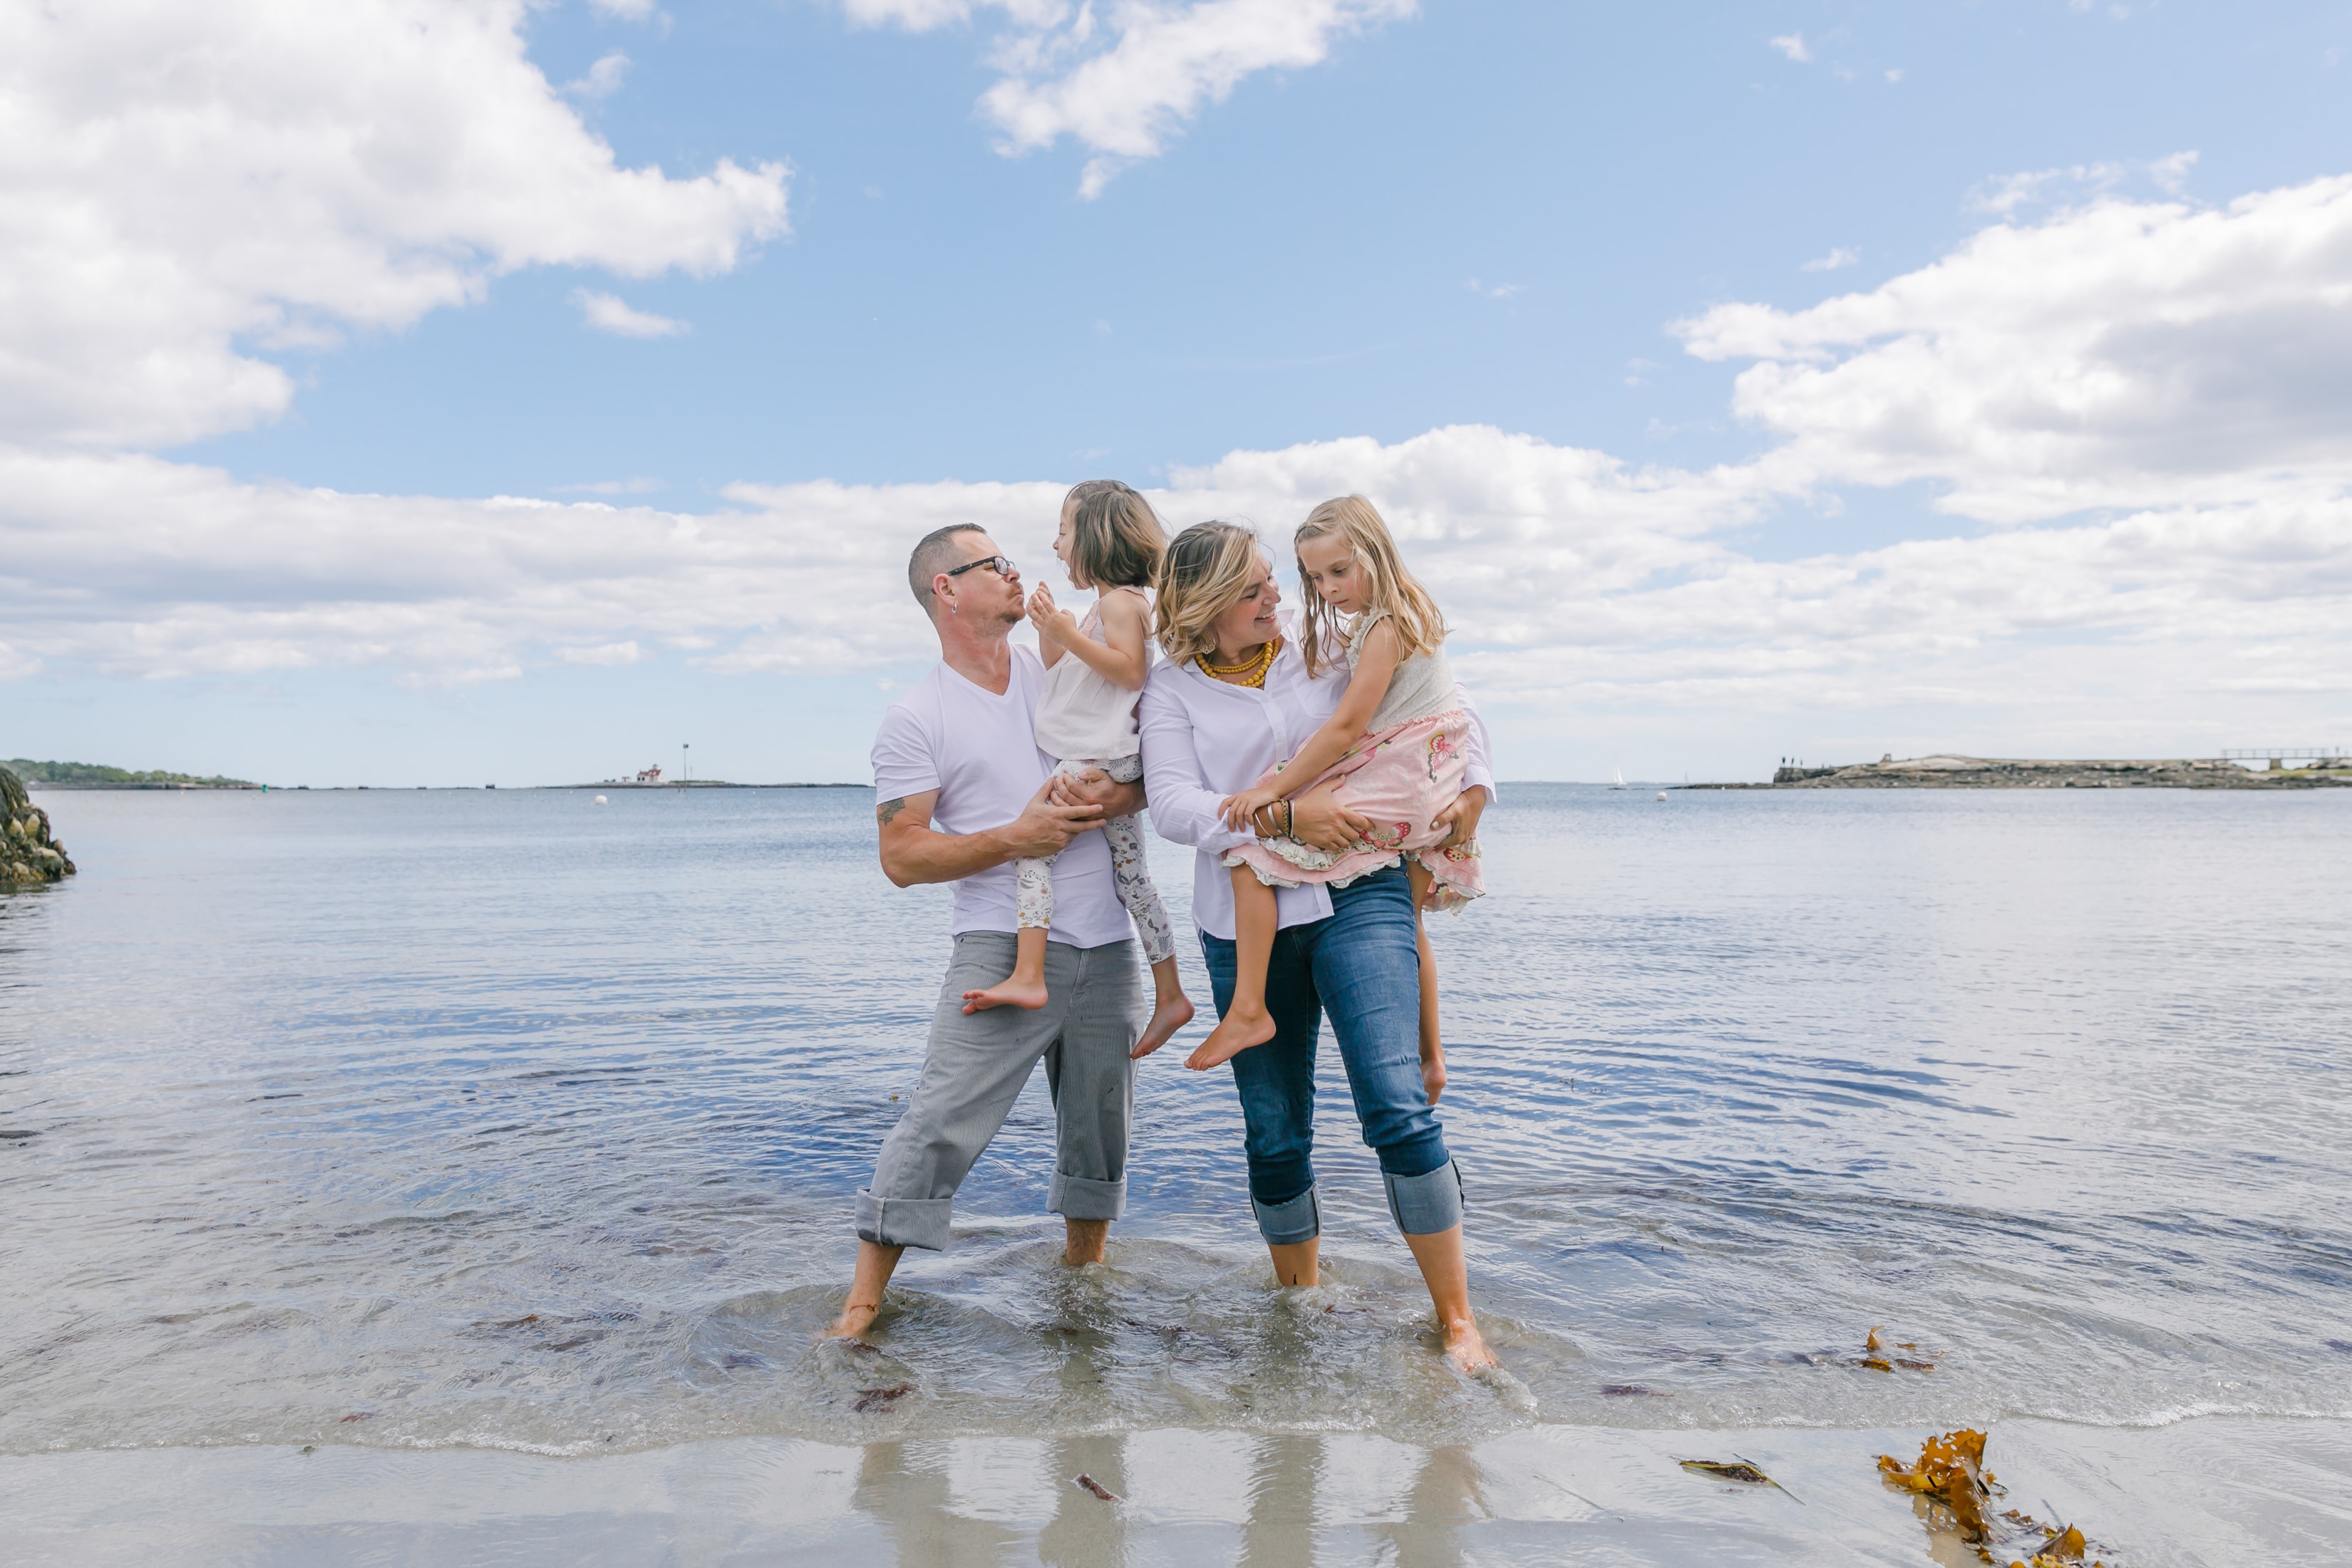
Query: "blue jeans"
1199 863 1463 1243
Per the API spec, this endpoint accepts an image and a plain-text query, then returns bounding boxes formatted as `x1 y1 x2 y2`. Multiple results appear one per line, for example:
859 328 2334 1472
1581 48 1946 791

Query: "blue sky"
6 1 2352 785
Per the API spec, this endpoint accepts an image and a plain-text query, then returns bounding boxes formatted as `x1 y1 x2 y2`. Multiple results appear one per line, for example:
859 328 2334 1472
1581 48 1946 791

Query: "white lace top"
1032 587 1151 763
1348 609 1457 731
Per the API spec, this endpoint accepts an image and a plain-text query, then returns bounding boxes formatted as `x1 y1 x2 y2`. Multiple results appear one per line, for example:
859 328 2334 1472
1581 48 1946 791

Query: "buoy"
594 795 608 805
1654 791 1668 801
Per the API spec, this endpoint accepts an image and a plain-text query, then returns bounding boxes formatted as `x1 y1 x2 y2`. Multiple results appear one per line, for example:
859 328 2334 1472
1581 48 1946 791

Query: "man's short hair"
907 524 986 615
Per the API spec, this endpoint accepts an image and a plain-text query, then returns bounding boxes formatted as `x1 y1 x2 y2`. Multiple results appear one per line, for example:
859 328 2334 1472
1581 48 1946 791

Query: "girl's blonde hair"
1294 495 1445 677
1063 480 1165 590
1154 521 1265 666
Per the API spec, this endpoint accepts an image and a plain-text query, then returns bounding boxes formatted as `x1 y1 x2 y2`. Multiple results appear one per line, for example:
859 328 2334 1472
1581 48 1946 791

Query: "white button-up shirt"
1138 614 1497 941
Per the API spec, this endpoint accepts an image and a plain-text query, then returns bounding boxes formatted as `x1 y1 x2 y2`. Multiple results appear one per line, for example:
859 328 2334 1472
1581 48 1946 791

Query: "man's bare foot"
825 1301 880 1339
961 975 1048 1013
1441 1316 1497 1373
1132 994 1195 1058
1185 1006 1277 1070
1420 1047 1447 1106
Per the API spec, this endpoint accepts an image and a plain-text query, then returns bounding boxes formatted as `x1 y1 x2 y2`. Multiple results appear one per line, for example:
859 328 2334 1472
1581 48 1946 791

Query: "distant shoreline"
1683 755 2351 790
26 781 869 791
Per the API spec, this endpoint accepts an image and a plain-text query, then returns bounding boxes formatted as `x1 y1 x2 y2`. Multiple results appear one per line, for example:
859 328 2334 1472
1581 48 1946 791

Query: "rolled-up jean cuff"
1383 1159 1463 1236
1048 1169 1126 1221
855 1189 953 1252
1252 1183 1321 1246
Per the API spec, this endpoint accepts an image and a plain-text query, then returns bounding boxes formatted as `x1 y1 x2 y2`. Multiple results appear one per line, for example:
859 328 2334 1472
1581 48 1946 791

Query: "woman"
1137 520 1497 1373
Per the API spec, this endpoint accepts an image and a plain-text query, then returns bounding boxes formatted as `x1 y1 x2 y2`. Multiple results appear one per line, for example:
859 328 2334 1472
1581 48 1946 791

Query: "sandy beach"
6 1416 2346 1564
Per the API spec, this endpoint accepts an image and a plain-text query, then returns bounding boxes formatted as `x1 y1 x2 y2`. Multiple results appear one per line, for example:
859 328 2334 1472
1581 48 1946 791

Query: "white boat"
1610 766 1628 790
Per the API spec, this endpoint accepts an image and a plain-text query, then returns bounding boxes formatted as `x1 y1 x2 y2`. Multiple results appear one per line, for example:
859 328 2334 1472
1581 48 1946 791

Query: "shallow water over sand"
2 785 2348 1556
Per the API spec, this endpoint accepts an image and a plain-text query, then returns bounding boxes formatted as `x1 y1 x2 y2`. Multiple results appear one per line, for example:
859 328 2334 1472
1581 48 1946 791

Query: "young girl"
1188 495 1485 1079
961 481 1197 1058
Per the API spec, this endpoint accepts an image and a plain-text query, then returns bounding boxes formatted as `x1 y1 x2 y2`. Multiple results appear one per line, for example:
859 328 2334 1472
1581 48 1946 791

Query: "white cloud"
573 289 691 337
1676 172 2352 524
1968 153 2192 217
1885 68 1903 84
1769 33 1811 63
567 51 632 100
4 168 2348 743
1800 247 1859 272
847 0 1415 198
586 0 662 19
1467 278 1523 299
0 0 788 448
557 641 647 665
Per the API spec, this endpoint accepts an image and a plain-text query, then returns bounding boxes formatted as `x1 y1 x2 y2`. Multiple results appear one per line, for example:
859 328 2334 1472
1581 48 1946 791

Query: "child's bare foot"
961 976 1048 1013
1185 1006 1277 1070
1441 1316 1497 1373
1132 994 1195 1058
1420 1046 1448 1106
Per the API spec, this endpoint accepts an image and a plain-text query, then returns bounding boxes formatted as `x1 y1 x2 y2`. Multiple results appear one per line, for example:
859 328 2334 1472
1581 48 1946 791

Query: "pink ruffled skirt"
1222 708 1486 912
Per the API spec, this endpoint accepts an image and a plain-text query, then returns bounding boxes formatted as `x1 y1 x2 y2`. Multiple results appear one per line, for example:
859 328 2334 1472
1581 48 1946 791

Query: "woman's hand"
1026 582 1082 650
1285 783 1373 852
1221 785 1281 832
1431 785 1487 850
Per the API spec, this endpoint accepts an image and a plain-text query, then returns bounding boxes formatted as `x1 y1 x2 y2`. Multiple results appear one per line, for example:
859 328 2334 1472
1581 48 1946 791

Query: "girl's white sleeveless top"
1033 589 1150 763
1348 609 1457 731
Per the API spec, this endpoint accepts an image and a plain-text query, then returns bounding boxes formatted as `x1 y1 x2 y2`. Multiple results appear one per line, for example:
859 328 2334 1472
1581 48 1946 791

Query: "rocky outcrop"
2 766 76 885
1756 755 2350 789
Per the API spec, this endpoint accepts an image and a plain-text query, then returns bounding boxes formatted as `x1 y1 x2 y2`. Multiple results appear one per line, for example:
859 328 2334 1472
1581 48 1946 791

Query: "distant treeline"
7 759 259 788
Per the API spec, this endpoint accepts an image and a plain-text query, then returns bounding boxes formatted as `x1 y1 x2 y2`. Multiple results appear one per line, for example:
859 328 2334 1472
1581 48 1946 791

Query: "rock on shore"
2 766 76 885
1754 755 2350 789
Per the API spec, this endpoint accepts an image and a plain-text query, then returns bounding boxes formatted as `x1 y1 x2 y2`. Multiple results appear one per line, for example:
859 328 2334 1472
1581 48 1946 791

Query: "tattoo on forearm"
877 797 907 826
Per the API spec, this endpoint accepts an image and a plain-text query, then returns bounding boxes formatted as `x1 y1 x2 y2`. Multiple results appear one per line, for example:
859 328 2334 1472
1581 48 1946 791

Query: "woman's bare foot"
961 975 1048 1013
1441 1316 1497 1372
1132 994 1195 1058
1420 1046 1448 1106
1185 1006 1277 1069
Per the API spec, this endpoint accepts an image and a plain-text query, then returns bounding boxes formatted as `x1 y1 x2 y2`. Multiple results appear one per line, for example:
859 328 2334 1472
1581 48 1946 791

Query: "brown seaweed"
853 1382 914 1413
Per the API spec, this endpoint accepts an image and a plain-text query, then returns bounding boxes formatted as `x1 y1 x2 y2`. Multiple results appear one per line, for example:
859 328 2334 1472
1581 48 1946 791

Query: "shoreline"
1685 754 2352 790
24 780 868 791
4 1415 2340 1564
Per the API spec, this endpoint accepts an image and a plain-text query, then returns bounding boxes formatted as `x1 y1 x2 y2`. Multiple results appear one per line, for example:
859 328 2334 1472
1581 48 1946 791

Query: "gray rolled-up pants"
855 932 1143 1252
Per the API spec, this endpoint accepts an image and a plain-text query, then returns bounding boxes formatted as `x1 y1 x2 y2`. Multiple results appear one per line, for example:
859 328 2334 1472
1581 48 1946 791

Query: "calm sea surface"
4 785 2348 1465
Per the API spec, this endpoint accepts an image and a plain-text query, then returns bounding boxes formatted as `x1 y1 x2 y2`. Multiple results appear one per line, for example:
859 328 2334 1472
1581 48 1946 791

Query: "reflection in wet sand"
1240 1432 1319 1568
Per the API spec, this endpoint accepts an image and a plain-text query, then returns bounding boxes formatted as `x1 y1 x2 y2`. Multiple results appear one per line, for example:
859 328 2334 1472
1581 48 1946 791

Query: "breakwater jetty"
1690 754 2352 790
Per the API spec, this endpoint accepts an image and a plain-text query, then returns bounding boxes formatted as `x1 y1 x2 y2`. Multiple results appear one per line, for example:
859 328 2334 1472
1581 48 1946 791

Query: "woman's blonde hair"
1154 521 1265 666
1063 480 1165 590
1294 496 1445 677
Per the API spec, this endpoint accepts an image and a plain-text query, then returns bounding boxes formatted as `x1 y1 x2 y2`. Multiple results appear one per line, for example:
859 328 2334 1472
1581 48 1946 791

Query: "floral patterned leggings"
1015 755 1176 964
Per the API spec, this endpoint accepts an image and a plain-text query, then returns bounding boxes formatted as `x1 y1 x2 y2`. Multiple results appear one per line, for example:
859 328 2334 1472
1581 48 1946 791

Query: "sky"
4 0 2350 786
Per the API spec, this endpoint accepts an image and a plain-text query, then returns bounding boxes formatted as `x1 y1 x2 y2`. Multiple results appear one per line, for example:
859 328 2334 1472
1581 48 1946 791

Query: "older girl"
1199 496 1483 1070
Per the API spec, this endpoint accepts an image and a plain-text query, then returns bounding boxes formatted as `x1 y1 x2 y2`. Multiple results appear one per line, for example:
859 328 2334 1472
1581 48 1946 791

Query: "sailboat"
1610 766 1628 790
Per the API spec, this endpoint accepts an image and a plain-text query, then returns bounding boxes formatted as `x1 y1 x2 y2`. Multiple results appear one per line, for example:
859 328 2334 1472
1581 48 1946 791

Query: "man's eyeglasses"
945 554 1016 579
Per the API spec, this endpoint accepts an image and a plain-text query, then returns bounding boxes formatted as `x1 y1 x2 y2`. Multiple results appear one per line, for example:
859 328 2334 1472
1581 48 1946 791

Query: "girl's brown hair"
1063 480 1165 591
1294 495 1446 678
1154 521 1266 666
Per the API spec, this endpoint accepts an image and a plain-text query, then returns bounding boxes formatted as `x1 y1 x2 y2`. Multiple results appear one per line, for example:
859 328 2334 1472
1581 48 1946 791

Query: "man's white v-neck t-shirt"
869 645 1130 949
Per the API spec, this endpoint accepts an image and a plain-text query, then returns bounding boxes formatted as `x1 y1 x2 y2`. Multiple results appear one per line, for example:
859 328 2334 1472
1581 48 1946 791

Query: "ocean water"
2 784 2348 1547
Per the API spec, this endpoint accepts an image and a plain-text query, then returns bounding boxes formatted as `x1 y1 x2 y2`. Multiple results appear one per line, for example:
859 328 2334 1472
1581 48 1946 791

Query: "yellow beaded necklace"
1198 636 1281 689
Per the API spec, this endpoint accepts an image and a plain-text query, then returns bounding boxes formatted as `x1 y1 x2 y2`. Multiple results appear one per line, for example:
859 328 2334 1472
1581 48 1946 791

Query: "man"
826 524 1150 1339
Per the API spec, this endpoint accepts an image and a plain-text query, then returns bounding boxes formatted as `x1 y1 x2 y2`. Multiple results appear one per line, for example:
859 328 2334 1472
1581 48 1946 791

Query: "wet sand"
4 1415 2345 1564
